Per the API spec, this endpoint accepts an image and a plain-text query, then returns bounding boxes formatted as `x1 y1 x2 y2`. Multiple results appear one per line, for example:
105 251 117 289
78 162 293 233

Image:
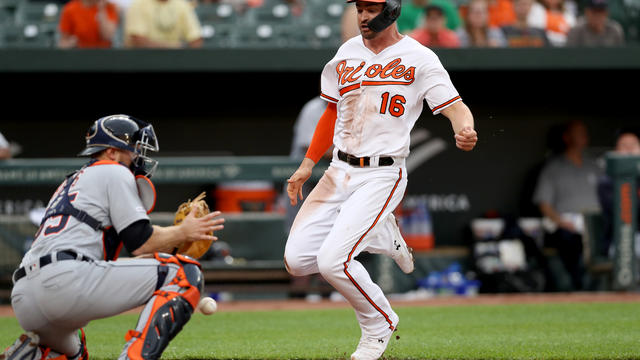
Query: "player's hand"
558 219 577 233
287 158 314 206
179 208 225 243
455 127 477 151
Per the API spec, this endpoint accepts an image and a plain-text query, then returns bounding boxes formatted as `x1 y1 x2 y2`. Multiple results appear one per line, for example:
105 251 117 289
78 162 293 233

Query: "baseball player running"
1 115 224 360
284 1 477 359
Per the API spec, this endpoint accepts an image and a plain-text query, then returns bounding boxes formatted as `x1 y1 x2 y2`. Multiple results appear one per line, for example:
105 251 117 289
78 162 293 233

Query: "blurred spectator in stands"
0 131 11 160
457 0 507 47
533 119 601 291
566 0 624 46
290 98 329 163
613 129 640 155
57 0 119 48
124 0 203 48
342 3 359 41
597 128 640 258
213 0 263 12
501 0 550 46
527 0 577 46
409 4 461 47
284 0 304 16
397 0 461 33
487 0 516 27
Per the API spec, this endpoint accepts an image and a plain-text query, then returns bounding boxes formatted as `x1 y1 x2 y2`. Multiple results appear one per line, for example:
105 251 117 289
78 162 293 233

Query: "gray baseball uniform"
11 160 183 358
4 114 204 360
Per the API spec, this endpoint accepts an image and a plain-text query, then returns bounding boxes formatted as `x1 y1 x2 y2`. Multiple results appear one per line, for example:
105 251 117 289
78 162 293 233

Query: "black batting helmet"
347 0 402 33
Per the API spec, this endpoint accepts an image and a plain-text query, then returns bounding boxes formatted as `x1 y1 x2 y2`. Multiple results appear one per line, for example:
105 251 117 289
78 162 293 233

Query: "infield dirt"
1 292 638 317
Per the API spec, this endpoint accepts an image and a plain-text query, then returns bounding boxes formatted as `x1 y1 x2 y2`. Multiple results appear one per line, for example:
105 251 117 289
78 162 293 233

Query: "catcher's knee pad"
154 252 203 296
123 253 202 360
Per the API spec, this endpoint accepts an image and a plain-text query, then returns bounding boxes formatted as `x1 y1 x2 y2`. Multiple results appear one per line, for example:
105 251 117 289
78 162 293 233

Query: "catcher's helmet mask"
78 114 160 178
348 0 401 33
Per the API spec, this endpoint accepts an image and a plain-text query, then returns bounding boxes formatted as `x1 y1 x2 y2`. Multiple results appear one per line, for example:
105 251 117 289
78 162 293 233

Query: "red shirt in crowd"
409 28 461 48
59 0 119 48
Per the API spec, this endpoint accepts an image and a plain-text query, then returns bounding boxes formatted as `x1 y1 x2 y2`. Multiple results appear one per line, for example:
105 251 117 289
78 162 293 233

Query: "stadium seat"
0 23 20 46
245 1 294 25
310 0 344 21
0 23 53 47
195 2 238 25
200 22 235 48
9 1 59 47
0 8 12 25
0 0 19 12
289 23 341 49
312 23 341 47
15 1 60 26
0 0 18 28
604 0 640 42
234 23 291 48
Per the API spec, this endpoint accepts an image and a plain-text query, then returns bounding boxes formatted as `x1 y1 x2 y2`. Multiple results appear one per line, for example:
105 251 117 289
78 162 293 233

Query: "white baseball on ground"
198 297 217 315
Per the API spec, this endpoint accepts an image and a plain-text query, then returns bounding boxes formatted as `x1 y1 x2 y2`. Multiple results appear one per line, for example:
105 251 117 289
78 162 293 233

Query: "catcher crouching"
1 115 224 360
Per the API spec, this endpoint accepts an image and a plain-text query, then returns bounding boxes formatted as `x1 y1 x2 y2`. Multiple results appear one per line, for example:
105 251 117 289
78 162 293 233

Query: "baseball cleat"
387 214 414 274
0 332 41 360
350 328 396 360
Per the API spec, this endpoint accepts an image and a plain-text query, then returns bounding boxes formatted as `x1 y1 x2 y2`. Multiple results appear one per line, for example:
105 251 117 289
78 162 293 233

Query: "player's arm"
58 33 77 48
187 38 203 48
130 209 224 256
184 6 203 48
287 102 337 205
57 6 77 48
0 147 11 159
97 18 117 43
96 0 117 41
538 202 576 232
532 168 574 232
440 101 477 151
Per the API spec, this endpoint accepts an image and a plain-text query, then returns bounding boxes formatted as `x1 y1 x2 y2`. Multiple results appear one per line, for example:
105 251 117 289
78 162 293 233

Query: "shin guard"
121 253 202 360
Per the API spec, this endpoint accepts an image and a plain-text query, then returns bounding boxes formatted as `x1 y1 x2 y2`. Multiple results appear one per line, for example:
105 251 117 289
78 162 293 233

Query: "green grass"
1 302 640 359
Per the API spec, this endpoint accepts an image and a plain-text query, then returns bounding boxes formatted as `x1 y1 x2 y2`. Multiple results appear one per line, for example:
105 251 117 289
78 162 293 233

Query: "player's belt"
337 150 394 167
12 250 92 284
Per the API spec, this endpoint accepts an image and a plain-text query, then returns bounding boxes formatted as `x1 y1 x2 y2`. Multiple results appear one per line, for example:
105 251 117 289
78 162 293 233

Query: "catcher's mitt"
172 192 214 259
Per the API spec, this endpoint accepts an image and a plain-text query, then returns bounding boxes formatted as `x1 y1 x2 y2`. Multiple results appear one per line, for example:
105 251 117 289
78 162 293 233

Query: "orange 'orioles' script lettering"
338 58 416 95
337 61 366 85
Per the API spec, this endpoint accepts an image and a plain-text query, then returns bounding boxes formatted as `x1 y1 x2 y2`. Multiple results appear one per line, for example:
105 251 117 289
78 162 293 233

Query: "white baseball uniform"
285 35 461 338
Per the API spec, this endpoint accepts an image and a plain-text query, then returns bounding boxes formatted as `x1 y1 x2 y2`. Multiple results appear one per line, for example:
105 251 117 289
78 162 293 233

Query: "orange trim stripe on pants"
342 168 403 330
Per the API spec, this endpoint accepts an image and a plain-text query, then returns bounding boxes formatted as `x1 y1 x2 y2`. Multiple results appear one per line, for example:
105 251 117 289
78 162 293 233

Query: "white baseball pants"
285 156 407 338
